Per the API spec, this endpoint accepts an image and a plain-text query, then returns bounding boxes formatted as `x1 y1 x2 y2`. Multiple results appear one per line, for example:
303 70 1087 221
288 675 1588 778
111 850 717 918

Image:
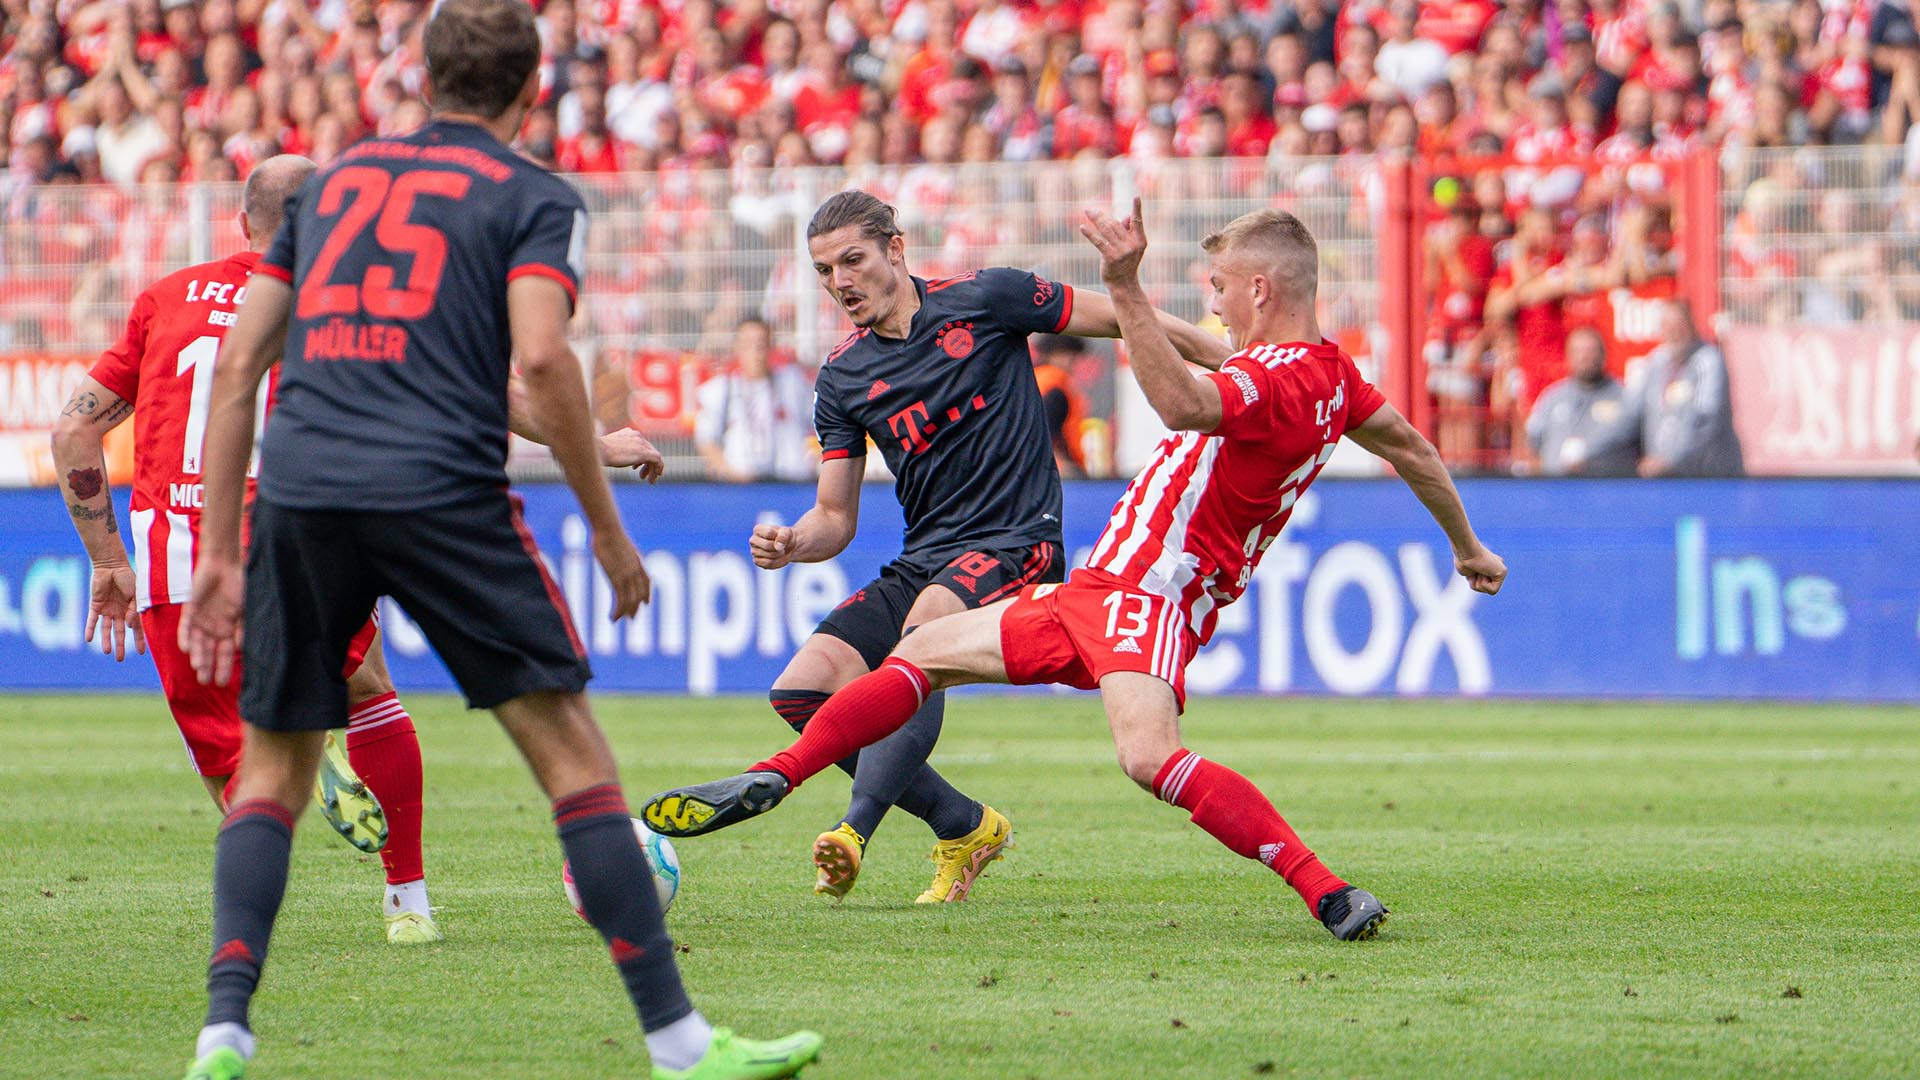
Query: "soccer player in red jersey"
51 155 665 950
173 2 817 1076
50 156 449 944
645 201 1508 942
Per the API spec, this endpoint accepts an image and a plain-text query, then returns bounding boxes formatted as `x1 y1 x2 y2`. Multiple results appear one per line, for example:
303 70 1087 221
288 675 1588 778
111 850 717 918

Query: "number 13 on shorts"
1101 590 1153 639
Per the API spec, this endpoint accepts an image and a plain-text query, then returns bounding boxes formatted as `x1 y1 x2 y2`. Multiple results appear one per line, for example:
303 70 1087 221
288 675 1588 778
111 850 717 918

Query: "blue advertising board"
1 480 1915 701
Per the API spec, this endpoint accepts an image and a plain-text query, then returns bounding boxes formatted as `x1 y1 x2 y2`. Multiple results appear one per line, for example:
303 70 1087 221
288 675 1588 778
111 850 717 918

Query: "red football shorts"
999 569 1198 710
139 604 379 776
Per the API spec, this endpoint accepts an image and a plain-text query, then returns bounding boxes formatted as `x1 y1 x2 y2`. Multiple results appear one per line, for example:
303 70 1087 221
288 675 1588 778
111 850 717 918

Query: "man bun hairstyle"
807 190 903 244
425 0 541 120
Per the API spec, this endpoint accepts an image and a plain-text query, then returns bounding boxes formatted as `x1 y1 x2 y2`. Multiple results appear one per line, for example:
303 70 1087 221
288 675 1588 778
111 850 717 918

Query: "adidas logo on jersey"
867 378 891 400
1113 637 1143 654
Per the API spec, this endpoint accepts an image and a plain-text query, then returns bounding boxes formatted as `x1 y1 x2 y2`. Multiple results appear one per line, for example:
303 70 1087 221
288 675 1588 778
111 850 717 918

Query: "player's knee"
345 661 394 704
769 686 831 732
1114 745 1163 791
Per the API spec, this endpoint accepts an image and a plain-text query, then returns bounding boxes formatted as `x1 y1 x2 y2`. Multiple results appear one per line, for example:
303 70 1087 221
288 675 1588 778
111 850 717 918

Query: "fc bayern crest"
938 321 975 359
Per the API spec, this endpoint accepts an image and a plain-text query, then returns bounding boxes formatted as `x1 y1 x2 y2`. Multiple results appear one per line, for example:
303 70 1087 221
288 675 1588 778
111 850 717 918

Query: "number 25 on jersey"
297 167 470 321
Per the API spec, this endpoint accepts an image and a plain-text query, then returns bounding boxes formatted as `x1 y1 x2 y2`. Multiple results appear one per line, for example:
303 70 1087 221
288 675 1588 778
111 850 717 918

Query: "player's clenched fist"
593 529 651 617
1456 546 1508 595
1080 196 1149 287
751 523 795 569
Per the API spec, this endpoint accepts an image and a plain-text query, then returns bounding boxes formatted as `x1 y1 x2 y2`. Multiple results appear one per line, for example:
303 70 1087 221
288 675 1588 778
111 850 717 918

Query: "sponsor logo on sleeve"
1228 366 1260 405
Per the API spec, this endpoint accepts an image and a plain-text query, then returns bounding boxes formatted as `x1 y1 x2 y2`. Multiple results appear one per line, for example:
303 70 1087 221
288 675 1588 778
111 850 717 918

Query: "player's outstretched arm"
506 374 665 482
1063 287 1235 371
184 274 290 685
51 376 142 660
1080 198 1226 432
509 276 649 618
750 456 862 569
1347 403 1507 595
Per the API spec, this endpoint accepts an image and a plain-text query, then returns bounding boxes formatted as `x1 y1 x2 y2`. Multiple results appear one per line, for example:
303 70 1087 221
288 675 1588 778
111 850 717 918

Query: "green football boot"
651 1028 824 1080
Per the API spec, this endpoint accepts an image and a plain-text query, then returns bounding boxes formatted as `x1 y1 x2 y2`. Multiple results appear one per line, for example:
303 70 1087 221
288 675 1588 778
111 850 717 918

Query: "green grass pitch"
4 693 1917 1079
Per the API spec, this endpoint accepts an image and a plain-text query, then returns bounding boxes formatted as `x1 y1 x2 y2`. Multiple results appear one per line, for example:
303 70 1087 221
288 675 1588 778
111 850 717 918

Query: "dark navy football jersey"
253 119 586 510
813 268 1073 566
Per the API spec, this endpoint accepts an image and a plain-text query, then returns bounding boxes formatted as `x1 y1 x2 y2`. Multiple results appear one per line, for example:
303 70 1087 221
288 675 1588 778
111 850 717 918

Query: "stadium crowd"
7 0 1920 182
3 0 1911 474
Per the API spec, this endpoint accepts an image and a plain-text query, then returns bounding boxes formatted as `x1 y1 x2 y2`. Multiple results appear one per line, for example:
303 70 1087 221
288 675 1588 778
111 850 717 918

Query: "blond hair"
1201 209 1318 302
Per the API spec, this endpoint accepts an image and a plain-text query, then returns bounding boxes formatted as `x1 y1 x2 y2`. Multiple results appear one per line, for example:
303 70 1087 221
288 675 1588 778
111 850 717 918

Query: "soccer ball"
562 818 681 917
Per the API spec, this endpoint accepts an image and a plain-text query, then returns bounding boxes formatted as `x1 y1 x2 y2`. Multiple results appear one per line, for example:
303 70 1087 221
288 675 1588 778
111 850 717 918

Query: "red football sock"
754 658 930 786
346 691 425 886
1153 749 1346 915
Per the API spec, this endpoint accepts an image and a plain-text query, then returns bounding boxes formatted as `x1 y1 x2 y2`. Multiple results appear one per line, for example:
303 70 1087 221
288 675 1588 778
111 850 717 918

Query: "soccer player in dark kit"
645 191 1232 904
175 1 820 1077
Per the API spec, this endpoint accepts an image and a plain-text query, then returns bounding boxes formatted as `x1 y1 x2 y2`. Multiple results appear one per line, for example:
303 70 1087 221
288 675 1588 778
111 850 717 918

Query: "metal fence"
0 157 1380 480
1719 145 1920 326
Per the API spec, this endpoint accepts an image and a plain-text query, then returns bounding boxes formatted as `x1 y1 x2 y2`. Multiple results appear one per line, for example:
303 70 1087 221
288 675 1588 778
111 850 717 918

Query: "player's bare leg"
341 632 437 942
495 689 821 1075
1098 672 1385 941
645 603 1013 839
199 774 231 810
195 727 328 1074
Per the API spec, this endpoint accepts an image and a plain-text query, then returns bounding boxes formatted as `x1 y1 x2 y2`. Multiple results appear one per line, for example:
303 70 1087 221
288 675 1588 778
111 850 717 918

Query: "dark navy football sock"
771 689 860 778
205 800 296 1031
846 690 983 842
553 783 691 1032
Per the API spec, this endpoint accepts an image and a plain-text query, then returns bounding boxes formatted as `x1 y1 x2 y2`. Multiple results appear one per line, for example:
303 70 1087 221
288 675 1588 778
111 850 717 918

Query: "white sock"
196 1022 255 1061
644 1011 714 1072
384 879 431 918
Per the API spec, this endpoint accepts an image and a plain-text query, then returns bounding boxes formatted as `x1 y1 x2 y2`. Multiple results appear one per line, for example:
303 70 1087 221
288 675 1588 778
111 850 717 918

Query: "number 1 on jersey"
179 334 270 478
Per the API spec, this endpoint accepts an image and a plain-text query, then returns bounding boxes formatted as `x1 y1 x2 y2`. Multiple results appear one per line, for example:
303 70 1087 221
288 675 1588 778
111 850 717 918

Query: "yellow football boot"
384 910 444 945
915 805 1011 904
812 824 865 900
314 731 387 853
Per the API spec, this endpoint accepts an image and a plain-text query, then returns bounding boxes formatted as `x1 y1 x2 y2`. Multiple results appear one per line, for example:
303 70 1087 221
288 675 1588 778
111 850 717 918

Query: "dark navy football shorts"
240 491 590 729
817 541 1065 671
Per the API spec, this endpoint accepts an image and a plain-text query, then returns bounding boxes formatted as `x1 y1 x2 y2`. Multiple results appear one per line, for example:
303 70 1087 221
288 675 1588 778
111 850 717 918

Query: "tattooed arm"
50 376 143 660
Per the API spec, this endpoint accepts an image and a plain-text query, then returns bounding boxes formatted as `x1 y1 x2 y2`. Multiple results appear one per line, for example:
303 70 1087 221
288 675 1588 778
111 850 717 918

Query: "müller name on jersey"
302 318 410 362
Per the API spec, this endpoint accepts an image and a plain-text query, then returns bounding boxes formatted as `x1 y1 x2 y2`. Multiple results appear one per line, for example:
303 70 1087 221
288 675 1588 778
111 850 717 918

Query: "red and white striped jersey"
1085 340 1386 645
88 250 266 611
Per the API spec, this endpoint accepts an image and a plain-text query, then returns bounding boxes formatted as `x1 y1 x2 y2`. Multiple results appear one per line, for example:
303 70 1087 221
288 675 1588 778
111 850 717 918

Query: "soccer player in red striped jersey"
644 201 1507 942
171 3 817 1076
51 154 665 950
50 156 448 945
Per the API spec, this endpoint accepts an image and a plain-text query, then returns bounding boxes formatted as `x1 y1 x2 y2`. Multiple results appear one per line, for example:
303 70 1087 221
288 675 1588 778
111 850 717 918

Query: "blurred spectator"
694 317 813 482
2 0 1919 194
1485 209 1573 428
1376 0 1451 100
1526 326 1639 477
0 0 1910 482
1630 300 1744 478
1030 335 1093 477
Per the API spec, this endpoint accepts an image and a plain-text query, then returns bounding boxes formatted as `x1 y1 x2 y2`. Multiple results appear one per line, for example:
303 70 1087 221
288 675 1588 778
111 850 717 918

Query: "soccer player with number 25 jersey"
170 2 819 1078
50 156 444 945
645 201 1509 945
